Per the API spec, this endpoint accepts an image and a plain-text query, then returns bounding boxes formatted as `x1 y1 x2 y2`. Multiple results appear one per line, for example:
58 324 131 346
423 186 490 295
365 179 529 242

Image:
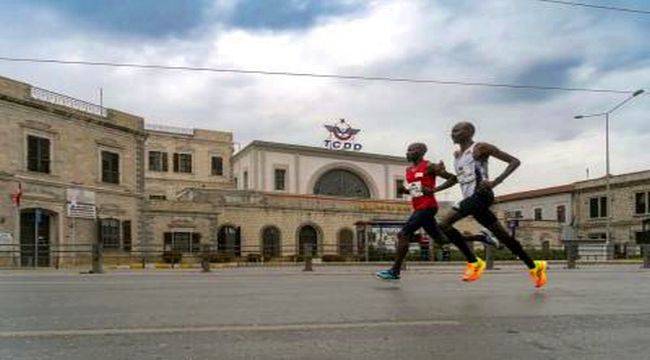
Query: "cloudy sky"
0 0 648 199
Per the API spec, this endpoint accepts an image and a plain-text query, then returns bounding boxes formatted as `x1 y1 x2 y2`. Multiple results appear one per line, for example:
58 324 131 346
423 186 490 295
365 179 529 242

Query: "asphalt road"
1 265 649 359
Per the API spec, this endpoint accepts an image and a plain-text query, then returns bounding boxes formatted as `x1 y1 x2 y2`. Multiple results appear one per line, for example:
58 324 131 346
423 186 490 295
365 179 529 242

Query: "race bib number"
457 166 476 184
408 181 424 197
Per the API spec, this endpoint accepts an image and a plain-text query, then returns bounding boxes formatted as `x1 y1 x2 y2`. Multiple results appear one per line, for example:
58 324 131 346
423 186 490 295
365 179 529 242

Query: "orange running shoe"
462 257 486 282
529 260 548 288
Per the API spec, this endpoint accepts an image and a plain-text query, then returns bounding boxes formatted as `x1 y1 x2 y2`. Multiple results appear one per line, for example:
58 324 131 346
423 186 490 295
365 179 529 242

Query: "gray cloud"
0 0 648 199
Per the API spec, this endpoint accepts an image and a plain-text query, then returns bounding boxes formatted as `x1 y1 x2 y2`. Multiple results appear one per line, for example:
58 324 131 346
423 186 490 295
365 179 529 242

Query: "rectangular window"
600 196 608 218
534 208 543 221
163 232 201 253
274 169 286 191
211 156 224 176
148 151 168 172
514 210 522 219
122 221 132 252
636 231 650 244
101 151 120 184
173 153 192 173
557 205 567 223
589 196 608 219
149 194 167 200
27 135 51 173
636 192 649 215
588 232 606 240
243 171 249 190
99 219 120 249
395 179 405 199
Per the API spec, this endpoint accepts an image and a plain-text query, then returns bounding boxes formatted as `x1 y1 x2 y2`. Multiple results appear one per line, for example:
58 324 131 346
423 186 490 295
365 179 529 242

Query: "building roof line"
233 140 408 164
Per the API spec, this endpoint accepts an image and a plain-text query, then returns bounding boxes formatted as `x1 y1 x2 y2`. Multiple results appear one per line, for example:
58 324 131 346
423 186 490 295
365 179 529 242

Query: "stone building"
494 171 650 254
0 74 481 267
232 141 408 200
144 125 235 200
573 170 650 252
493 184 574 247
0 75 146 267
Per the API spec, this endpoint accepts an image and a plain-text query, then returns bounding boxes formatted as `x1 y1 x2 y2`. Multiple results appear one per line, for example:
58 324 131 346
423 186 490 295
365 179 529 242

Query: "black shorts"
453 188 498 226
401 207 443 241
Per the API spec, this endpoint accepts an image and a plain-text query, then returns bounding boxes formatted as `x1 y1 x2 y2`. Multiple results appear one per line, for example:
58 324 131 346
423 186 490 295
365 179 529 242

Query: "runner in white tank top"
438 121 548 288
454 142 489 200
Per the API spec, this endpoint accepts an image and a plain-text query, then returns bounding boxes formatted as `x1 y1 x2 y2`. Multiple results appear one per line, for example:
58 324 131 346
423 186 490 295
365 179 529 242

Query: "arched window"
338 228 354 256
313 169 370 198
217 225 241 257
261 226 281 259
298 225 319 256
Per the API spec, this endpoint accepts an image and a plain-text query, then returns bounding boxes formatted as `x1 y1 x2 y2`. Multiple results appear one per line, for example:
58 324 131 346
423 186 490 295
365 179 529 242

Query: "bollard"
303 244 313 272
643 245 650 269
91 242 104 274
201 244 211 273
485 244 494 270
566 243 577 269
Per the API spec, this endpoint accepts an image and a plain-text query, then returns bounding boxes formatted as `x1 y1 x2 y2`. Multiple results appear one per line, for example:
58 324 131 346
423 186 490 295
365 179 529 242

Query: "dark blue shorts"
401 207 443 241
453 188 498 226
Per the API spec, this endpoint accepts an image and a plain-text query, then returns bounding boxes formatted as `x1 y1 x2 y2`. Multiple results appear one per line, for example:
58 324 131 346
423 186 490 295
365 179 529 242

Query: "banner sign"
66 188 96 219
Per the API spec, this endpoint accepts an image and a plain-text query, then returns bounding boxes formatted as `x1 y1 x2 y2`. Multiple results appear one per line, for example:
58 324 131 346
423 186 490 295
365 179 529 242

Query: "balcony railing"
145 123 194 135
30 86 107 117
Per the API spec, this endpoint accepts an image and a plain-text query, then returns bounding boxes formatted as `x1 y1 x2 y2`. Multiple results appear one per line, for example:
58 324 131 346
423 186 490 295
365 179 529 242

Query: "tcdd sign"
324 119 363 151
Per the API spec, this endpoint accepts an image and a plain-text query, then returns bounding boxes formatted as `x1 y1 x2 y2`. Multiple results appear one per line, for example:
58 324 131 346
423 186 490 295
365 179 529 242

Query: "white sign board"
67 188 96 205
67 203 97 219
0 232 13 245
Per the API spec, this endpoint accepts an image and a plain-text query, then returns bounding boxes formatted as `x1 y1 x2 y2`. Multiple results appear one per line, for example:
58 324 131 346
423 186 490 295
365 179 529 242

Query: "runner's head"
451 121 475 144
406 142 427 163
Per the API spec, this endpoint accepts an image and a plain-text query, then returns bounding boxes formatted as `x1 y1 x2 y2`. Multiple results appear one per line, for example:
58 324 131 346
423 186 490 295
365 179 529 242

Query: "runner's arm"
428 161 458 194
475 143 520 189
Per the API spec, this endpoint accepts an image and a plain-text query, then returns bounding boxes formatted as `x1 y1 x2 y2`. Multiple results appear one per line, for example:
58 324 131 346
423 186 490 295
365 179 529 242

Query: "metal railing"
144 123 194 135
30 86 107 117
1 243 649 272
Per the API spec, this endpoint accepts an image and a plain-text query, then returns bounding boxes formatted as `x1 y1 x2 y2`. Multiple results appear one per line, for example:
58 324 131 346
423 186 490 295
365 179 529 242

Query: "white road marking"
0 320 461 338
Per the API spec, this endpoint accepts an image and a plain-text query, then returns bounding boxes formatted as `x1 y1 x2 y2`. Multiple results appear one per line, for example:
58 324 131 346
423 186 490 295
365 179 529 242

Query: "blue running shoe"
480 230 500 248
375 269 400 281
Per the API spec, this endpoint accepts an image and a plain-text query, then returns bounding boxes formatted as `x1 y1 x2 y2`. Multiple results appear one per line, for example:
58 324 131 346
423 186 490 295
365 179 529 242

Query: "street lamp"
574 89 645 249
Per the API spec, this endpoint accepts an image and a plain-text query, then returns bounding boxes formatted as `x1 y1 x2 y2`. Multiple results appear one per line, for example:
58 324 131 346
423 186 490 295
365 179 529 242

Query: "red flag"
11 183 22 207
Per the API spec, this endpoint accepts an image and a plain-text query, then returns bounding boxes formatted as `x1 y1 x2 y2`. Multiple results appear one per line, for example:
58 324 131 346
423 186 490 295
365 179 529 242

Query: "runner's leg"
391 210 425 274
439 209 478 263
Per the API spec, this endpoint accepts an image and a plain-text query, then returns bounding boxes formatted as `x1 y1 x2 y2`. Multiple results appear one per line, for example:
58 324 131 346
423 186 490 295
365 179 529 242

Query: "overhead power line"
0 56 634 94
532 0 650 15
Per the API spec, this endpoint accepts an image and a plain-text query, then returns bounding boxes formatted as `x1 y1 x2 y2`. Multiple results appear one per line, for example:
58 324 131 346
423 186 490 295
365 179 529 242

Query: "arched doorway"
261 226 281 259
217 225 241 257
298 225 319 257
313 169 370 198
20 208 55 267
338 228 354 256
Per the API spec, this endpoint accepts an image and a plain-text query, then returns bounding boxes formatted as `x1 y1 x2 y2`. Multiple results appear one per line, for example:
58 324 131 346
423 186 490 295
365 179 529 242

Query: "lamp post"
574 89 645 249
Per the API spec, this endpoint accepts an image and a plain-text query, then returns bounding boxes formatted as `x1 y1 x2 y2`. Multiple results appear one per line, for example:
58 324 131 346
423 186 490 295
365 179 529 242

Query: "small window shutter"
173 153 179 172
191 233 201 253
162 152 168 172
97 219 104 246
27 136 38 171
122 221 132 251
41 138 51 173
164 232 173 251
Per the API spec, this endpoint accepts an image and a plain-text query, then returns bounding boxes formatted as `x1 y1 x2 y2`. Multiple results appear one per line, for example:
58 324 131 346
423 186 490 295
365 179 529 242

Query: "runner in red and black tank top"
376 142 477 280
406 159 438 211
